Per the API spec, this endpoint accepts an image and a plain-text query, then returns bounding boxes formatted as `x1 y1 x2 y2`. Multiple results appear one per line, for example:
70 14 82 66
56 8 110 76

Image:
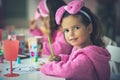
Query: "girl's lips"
70 38 78 42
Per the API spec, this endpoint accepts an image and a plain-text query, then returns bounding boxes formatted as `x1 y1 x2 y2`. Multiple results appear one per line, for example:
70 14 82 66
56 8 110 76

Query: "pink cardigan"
30 28 72 55
41 46 111 80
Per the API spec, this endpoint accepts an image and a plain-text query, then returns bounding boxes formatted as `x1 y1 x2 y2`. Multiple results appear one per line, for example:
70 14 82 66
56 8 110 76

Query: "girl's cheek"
64 34 69 42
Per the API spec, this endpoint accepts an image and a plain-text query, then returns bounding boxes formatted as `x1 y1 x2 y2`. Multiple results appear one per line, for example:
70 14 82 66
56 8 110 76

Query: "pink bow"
55 0 84 25
34 10 41 20
34 0 49 20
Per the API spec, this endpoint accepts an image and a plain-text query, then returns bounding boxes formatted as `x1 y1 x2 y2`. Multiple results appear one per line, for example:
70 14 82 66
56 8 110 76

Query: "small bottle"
17 57 21 64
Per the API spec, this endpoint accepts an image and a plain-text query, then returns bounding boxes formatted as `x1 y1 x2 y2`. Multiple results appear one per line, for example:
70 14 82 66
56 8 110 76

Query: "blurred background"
0 0 120 46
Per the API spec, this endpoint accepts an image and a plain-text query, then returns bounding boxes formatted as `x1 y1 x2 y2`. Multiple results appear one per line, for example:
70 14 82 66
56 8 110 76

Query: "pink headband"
34 0 49 20
55 0 91 25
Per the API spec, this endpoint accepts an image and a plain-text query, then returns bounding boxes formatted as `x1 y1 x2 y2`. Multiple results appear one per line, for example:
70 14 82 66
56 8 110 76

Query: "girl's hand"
36 68 40 71
29 19 37 30
49 55 61 62
36 62 45 71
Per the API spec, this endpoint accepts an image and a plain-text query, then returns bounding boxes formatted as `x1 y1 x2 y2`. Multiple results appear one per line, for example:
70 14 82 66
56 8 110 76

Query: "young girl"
30 0 72 55
41 0 111 80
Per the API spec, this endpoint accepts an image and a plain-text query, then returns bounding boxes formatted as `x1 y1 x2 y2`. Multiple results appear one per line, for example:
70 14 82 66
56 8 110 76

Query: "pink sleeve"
41 53 92 78
42 32 72 55
59 54 69 62
29 28 43 36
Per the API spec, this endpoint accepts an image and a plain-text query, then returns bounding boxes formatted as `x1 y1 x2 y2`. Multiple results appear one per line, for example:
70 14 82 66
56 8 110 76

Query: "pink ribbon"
34 0 49 20
55 0 84 25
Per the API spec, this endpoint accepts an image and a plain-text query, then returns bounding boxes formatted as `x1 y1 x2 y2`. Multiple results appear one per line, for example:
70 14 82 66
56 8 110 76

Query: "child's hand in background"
49 55 61 62
29 19 38 30
40 17 51 36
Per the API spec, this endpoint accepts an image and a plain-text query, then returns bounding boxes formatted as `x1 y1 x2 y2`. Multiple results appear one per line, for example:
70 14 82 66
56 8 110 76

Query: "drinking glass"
3 40 19 77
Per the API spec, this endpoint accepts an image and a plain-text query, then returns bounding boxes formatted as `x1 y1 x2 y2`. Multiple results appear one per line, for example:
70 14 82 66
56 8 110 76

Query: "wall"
2 0 28 28
116 0 120 45
0 0 3 28
0 0 2 6
27 0 39 20
2 0 43 28
85 0 97 13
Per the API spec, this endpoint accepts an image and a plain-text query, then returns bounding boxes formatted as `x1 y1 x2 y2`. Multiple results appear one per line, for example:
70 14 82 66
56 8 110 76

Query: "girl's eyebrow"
62 27 68 30
63 25 81 29
73 24 81 27
62 23 82 29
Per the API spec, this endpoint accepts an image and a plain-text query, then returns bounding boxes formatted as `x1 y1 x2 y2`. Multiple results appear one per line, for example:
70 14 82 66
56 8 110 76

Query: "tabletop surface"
0 56 65 80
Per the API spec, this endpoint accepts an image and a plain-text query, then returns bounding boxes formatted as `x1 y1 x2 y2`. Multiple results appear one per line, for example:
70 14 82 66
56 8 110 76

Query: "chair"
106 45 120 80
103 36 117 47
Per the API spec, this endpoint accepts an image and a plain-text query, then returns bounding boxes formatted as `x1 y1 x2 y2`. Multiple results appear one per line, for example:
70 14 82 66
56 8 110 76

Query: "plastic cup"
2 40 19 77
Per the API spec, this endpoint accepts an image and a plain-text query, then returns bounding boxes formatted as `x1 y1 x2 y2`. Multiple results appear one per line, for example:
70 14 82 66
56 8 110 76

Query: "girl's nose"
69 30 74 36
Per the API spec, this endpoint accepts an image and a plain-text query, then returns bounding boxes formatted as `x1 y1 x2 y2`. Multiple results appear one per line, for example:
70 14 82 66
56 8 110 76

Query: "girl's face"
40 16 51 36
61 15 93 49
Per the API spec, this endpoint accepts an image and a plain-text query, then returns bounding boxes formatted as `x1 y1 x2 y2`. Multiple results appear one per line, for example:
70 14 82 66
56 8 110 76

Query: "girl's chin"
70 43 83 48
70 43 80 47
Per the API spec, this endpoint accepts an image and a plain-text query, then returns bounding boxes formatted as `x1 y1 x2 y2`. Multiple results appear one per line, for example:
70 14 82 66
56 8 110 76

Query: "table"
0 56 65 80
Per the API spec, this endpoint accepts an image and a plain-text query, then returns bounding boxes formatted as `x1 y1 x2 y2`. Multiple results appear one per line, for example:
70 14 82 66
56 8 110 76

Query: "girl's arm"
41 53 92 78
29 19 43 36
59 54 69 62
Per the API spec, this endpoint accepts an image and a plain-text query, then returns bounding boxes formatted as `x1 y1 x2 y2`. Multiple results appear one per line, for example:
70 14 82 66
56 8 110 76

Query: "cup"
0 42 4 63
16 34 25 54
35 36 43 57
0 50 4 63
28 36 43 62
3 40 19 77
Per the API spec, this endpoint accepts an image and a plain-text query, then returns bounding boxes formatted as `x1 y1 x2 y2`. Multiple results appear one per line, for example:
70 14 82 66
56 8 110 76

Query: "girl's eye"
74 26 80 30
63 29 69 33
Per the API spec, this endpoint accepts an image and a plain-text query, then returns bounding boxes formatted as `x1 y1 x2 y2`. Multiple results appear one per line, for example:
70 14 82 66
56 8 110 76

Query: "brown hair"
46 0 66 36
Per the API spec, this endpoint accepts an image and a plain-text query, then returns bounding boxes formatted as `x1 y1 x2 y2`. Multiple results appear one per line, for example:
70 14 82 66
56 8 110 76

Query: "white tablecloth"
0 57 65 80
